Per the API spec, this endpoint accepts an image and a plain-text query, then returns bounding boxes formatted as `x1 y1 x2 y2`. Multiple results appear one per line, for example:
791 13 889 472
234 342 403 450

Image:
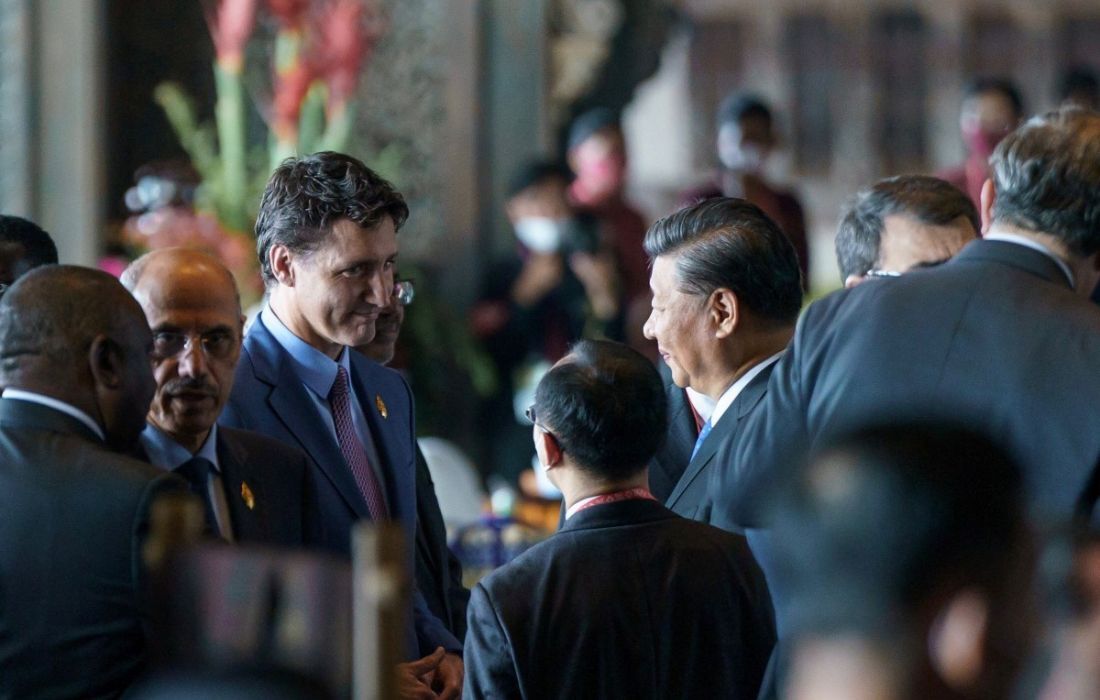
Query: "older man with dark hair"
464 339 775 700
0 266 184 697
835 175 979 287
219 152 463 697
774 422 1035 700
643 197 802 520
719 107 1100 533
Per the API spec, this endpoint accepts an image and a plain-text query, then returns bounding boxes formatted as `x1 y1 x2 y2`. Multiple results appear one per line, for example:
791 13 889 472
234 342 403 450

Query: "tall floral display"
121 0 385 305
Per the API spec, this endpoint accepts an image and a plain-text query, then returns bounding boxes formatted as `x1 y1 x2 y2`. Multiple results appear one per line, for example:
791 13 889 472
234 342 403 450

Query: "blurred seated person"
938 77 1024 208
835 175 979 288
464 340 775 700
1059 65 1100 111
683 93 810 288
772 422 1035 700
356 275 470 640
470 160 621 484
0 214 58 290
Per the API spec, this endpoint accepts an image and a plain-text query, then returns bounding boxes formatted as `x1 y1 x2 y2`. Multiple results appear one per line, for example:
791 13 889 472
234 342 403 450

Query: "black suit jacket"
413 444 469 640
135 425 318 547
648 360 698 503
665 363 774 525
0 398 185 699
464 499 776 700
717 239 1100 530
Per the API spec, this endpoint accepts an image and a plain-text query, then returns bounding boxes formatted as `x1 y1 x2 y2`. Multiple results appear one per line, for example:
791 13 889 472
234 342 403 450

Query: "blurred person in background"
566 107 653 354
357 275 470 640
835 175 979 288
0 214 58 291
682 93 810 289
470 160 621 486
939 77 1025 208
772 422 1035 700
1059 65 1100 111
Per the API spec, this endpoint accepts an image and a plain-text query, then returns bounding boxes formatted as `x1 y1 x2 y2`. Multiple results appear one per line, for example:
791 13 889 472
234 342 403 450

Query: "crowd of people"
2 74 1100 700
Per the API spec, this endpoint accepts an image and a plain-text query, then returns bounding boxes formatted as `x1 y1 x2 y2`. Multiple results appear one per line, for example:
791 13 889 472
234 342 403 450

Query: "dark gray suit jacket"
648 360 698 503
464 499 776 700
665 363 774 525
135 425 319 547
715 239 1100 530
0 398 184 699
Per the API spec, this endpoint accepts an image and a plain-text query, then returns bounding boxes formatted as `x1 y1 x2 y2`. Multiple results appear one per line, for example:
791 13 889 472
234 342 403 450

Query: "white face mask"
514 217 566 253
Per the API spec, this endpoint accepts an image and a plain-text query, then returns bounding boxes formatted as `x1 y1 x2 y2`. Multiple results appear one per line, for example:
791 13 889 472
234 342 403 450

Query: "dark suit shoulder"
217 424 309 465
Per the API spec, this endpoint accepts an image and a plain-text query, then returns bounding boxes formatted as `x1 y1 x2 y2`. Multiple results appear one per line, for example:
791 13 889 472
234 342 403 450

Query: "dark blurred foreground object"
138 516 409 699
771 421 1035 700
0 214 58 291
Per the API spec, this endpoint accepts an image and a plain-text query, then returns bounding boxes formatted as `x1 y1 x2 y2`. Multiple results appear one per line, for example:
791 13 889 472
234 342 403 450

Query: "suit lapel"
349 354 412 523
664 365 775 509
216 431 270 540
247 322 370 520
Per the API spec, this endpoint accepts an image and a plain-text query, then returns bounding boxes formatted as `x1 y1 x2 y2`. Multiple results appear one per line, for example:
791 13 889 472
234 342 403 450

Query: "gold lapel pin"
241 482 256 510
375 395 388 419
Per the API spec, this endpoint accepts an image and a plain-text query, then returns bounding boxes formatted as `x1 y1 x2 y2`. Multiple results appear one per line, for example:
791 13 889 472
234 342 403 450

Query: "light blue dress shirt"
259 306 390 511
140 422 234 540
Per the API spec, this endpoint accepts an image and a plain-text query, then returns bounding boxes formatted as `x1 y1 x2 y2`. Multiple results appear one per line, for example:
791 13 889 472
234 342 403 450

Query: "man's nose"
177 339 208 377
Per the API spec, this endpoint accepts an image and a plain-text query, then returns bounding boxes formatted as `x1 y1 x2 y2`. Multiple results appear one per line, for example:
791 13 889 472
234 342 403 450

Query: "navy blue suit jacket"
219 318 460 656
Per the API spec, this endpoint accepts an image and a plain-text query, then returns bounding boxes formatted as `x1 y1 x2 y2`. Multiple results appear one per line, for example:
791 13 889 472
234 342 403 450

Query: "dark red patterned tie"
329 366 388 520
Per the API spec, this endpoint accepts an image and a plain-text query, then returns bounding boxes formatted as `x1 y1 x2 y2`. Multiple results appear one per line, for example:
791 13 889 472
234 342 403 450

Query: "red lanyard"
571 487 657 516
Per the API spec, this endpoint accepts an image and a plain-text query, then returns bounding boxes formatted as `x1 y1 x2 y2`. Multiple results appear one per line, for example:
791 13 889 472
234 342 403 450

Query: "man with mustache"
122 248 316 544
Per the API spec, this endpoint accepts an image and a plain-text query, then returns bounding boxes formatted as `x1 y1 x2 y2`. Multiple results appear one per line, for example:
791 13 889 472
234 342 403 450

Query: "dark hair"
567 108 621 152
835 175 978 279
506 160 574 200
716 92 773 129
533 339 666 481
965 76 1024 119
0 265 147 377
771 421 1027 638
254 152 409 286
990 108 1100 256
0 215 58 270
1059 65 1100 106
644 197 802 325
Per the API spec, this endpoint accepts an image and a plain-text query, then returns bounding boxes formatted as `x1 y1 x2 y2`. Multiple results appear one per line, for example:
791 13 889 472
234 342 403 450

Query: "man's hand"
431 651 464 700
511 254 563 308
396 647 445 700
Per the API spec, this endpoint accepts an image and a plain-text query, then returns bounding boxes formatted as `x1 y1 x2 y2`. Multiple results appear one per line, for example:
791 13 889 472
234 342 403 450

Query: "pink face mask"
576 156 625 198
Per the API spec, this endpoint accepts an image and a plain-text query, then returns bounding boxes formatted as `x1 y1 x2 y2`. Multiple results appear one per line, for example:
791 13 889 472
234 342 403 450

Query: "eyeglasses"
394 279 415 306
525 404 550 432
153 329 236 360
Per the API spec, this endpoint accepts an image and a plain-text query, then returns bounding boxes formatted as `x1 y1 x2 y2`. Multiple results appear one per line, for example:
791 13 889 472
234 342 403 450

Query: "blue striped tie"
690 419 712 462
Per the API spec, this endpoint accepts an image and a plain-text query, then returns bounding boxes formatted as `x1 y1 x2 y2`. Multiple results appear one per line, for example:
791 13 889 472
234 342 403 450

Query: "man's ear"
269 244 296 287
87 334 125 391
928 589 989 693
844 274 865 289
534 429 564 471
979 178 995 236
710 288 739 339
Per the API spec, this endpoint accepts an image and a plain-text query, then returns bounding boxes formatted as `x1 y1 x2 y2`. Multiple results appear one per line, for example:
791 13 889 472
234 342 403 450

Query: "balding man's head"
121 249 244 452
0 265 155 449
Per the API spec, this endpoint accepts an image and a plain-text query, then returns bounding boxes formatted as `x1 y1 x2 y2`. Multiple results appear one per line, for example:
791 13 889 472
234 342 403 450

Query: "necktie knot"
330 365 351 402
174 456 214 496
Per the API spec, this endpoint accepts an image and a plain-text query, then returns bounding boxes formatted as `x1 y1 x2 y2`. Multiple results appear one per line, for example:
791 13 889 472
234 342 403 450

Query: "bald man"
0 266 186 697
122 248 317 545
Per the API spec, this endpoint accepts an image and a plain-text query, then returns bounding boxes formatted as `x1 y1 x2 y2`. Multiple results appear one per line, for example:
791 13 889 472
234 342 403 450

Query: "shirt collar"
260 305 351 397
709 350 784 426
140 422 220 472
983 232 1075 287
1 388 105 441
